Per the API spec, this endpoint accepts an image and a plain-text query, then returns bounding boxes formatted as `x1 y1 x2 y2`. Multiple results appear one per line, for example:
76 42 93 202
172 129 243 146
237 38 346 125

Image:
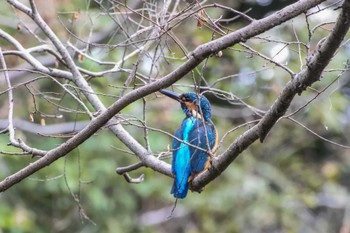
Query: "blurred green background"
1 0 350 232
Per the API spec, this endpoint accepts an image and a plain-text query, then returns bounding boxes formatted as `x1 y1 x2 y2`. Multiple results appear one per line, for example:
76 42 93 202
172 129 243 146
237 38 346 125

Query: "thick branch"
191 0 350 191
0 0 326 192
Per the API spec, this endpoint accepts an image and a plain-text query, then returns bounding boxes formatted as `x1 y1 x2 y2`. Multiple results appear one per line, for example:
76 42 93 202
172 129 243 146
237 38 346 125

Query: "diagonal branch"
191 0 350 191
0 0 326 192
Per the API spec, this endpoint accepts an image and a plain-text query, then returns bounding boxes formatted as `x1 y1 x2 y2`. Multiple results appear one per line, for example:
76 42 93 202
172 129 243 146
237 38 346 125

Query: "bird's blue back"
188 119 216 174
171 116 216 198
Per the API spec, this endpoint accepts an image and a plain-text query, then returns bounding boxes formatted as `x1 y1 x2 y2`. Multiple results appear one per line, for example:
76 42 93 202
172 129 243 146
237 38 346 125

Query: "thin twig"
288 117 350 149
240 42 295 77
0 48 14 140
0 48 46 156
116 162 145 175
122 173 145 183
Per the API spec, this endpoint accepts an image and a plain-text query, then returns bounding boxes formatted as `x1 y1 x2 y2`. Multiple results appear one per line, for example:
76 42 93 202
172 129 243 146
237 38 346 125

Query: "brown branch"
0 0 327 192
191 0 350 191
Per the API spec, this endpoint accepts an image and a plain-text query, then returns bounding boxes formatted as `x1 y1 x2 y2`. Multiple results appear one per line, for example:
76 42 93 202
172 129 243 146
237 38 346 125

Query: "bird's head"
160 89 212 121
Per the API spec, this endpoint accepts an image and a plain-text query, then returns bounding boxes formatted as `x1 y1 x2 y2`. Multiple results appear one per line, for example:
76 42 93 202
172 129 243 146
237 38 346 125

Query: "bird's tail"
170 177 189 199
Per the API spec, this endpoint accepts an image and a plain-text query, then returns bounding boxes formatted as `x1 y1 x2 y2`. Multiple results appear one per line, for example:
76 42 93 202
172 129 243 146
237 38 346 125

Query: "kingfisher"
160 89 218 199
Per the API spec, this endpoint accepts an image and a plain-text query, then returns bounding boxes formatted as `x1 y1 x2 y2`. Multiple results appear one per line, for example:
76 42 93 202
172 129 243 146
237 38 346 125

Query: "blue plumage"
170 117 195 198
188 119 216 174
160 90 217 199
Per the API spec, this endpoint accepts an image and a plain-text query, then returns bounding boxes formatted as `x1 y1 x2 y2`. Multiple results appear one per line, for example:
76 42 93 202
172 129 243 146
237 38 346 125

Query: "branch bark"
0 0 327 192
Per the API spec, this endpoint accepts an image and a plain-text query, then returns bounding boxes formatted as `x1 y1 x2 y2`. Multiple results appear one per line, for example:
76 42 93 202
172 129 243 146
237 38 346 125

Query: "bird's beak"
159 89 183 103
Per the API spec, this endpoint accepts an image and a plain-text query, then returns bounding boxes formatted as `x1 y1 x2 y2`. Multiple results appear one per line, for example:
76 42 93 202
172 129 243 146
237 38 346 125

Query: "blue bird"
160 89 218 199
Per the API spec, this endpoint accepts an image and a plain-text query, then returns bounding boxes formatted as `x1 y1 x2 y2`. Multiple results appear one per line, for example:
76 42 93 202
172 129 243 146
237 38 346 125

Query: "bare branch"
116 162 145 175
239 42 295 77
287 117 350 149
122 173 145 184
0 29 73 80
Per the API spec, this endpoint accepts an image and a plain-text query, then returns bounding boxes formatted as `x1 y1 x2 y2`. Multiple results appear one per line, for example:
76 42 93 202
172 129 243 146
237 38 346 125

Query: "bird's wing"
170 117 195 198
172 127 182 175
188 119 216 174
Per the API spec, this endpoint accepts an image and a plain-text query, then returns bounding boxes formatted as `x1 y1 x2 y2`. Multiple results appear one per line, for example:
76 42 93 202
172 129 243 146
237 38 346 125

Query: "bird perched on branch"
160 89 218 199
